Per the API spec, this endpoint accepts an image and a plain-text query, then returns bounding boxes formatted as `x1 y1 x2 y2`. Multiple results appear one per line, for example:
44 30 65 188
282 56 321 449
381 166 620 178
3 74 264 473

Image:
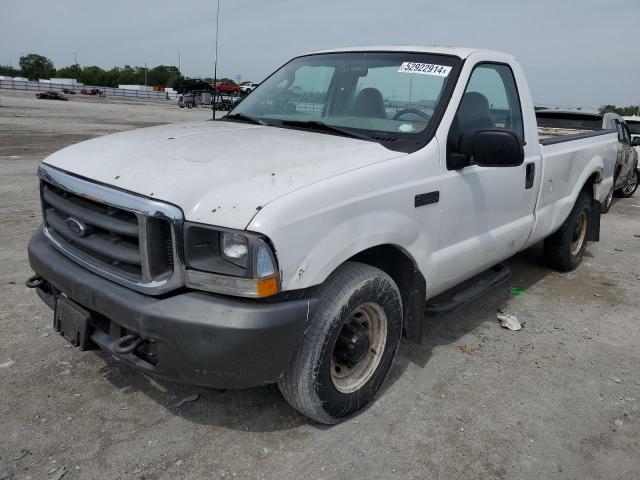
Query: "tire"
278 262 403 424
187 102 193 109
617 170 639 198
543 191 592 272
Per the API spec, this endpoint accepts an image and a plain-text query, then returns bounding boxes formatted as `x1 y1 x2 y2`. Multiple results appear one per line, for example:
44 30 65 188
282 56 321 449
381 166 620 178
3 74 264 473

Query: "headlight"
183 223 280 298
221 232 248 267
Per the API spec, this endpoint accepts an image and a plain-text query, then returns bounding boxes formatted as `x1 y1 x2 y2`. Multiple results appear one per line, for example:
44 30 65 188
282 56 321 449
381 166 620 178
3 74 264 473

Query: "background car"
80 88 104 96
215 82 241 94
239 82 260 94
62 88 76 95
623 115 640 156
36 91 68 101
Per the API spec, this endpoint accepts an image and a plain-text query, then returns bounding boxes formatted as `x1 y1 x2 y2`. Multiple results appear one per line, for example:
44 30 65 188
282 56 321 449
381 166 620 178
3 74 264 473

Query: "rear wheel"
543 191 592 272
278 262 403 424
618 170 639 198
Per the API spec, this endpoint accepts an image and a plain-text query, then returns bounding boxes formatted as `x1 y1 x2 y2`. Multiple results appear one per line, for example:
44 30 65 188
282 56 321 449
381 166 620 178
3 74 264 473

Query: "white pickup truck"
28 46 620 424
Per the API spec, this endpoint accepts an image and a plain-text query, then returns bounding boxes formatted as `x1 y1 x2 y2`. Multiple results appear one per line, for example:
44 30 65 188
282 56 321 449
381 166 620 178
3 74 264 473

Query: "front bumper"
28 228 315 389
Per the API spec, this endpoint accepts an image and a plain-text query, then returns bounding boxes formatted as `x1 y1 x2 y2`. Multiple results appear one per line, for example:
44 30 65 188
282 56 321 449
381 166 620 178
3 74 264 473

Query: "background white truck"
28 46 622 423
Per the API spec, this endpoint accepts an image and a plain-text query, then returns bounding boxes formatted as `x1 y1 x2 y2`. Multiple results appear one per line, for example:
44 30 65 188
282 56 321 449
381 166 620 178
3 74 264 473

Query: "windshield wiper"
223 113 265 125
279 120 374 142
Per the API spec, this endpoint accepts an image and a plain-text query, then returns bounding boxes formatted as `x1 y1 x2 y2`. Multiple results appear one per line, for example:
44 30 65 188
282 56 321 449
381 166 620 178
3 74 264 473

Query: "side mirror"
631 137 640 147
453 129 524 168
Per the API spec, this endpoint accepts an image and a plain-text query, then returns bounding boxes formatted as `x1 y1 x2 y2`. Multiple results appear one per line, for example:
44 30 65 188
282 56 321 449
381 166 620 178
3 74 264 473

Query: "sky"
1 0 638 108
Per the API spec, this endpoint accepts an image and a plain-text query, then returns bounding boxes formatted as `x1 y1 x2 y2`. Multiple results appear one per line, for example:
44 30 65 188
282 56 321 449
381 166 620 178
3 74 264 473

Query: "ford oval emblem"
65 217 88 237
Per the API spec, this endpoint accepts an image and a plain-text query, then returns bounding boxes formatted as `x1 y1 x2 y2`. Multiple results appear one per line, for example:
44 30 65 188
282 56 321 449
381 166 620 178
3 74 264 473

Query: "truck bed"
535 109 615 145
527 131 618 246
538 127 615 145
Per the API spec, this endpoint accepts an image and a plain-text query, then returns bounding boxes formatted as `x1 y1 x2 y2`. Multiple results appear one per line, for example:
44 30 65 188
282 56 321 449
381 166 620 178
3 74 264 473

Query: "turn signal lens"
186 270 280 298
256 276 280 297
256 242 277 278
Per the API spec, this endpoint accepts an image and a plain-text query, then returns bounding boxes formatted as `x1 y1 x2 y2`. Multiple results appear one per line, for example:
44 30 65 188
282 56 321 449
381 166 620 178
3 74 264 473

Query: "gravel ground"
1 90 639 480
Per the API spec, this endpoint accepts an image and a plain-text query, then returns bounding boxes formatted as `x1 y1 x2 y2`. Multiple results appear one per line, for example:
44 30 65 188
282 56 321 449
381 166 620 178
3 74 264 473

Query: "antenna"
213 0 220 119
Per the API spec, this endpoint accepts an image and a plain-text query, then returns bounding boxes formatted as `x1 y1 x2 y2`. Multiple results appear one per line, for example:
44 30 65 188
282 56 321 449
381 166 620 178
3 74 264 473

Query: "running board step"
425 263 511 316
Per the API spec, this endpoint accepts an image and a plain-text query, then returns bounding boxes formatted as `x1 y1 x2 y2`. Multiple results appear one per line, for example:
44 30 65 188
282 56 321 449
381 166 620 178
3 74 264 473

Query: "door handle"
525 163 535 189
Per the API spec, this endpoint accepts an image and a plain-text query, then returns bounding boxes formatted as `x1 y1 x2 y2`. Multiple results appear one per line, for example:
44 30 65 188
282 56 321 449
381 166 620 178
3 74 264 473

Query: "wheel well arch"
348 244 426 344
580 170 603 241
582 170 602 198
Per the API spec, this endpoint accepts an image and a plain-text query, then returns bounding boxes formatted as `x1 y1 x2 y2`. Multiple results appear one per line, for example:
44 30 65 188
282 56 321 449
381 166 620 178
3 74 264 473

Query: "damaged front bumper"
28 227 314 389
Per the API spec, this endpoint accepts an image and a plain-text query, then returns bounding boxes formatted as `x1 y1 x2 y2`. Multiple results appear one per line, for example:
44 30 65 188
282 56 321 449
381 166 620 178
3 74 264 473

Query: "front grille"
43 183 144 279
39 164 184 294
165 222 175 270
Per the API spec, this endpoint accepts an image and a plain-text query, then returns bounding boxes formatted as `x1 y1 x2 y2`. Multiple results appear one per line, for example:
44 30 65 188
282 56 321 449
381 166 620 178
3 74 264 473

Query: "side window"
452 63 524 144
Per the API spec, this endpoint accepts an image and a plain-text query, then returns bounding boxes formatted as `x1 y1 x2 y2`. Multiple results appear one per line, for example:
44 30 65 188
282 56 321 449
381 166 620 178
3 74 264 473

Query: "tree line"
600 105 640 117
0 53 239 89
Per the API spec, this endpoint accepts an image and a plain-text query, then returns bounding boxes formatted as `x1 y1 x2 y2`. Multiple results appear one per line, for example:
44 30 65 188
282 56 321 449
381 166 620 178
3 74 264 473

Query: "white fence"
0 78 176 100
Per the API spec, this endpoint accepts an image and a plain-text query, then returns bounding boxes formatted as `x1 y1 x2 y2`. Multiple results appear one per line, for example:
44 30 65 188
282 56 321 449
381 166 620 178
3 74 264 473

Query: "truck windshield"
227 52 460 146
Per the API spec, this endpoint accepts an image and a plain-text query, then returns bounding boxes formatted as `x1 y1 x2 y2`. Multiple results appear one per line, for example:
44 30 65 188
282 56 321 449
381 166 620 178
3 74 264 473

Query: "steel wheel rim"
623 173 638 195
570 211 587 256
331 302 387 394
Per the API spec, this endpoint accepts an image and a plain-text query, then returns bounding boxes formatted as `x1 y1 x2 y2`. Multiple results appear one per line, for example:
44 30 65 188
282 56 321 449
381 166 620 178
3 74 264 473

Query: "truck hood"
43 120 405 229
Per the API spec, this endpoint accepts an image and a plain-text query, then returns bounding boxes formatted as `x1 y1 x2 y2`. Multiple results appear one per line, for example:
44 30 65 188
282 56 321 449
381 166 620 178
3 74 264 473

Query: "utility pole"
178 53 181 74
236 73 242 85
144 61 148 87
73 52 78 66
212 0 221 119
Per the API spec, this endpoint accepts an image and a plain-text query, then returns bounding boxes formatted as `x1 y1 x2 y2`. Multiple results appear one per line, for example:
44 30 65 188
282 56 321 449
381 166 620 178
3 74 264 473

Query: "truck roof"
309 45 510 60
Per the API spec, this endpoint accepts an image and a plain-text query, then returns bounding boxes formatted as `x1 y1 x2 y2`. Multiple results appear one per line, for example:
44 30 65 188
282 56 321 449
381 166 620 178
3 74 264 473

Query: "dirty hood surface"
43 120 404 229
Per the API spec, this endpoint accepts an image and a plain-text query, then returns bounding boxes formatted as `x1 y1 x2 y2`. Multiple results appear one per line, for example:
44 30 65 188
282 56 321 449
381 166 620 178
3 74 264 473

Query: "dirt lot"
1 90 639 480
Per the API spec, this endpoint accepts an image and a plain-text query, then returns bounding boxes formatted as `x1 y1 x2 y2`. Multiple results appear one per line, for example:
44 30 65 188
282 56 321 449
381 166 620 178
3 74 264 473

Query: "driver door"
437 62 540 291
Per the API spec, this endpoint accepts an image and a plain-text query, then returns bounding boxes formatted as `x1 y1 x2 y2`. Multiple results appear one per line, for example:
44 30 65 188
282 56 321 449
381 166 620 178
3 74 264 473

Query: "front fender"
283 211 430 291
247 142 443 292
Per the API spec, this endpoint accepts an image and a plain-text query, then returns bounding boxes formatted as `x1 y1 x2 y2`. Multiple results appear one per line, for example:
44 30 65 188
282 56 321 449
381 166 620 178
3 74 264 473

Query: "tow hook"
25 275 44 289
114 334 144 355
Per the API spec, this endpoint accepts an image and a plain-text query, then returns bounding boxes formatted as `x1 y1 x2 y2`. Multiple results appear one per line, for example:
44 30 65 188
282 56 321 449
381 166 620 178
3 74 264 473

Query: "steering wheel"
393 108 430 121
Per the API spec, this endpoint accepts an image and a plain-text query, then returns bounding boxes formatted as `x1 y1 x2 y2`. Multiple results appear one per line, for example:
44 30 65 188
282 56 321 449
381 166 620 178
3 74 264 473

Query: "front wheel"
618 170 639 198
543 191 592 272
278 262 403 424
